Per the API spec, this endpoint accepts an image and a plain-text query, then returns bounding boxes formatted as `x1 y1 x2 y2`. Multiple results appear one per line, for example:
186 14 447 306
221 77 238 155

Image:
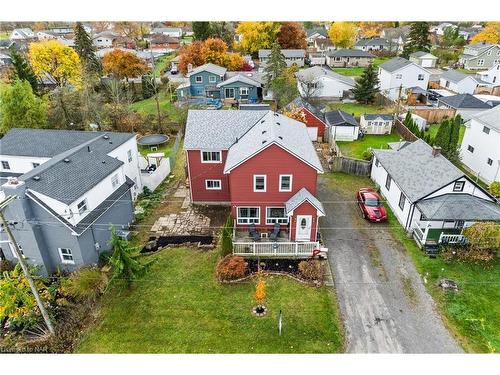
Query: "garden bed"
141 235 214 253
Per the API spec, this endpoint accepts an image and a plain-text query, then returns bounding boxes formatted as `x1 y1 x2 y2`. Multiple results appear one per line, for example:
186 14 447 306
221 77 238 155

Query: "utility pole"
149 48 162 134
0 195 55 335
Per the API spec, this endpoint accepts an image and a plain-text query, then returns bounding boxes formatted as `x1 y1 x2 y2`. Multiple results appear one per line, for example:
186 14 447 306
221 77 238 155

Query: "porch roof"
285 188 325 216
416 194 500 221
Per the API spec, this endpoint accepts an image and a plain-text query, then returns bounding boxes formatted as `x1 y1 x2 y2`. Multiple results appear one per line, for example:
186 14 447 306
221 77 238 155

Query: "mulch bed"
246 259 303 276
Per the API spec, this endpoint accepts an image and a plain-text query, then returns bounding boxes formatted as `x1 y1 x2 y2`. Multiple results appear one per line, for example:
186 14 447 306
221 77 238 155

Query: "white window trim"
253 175 267 192
205 179 222 190
200 150 222 164
208 75 216 83
236 207 260 225
240 87 249 95
58 247 75 265
77 199 88 214
279 174 293 192
453 181 465 192
111 174 120 188
265 207 289 225
195 75 203 83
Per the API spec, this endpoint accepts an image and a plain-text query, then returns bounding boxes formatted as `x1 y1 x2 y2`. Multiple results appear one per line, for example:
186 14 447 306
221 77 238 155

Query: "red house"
283 97 328 142
184 110 326 257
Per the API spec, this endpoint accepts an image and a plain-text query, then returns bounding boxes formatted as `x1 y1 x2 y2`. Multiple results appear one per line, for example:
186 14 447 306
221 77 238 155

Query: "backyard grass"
154 53 176 76
130 92 183 122
76 248 344 353
138 140 174 157
424 123 466 145
327 171 500 353
327 102 394 117
332 57 389 77
337 131 401 159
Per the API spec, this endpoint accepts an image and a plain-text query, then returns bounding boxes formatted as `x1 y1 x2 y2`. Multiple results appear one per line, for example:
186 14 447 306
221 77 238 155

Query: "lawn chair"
249 223 261 242
269 223 280 241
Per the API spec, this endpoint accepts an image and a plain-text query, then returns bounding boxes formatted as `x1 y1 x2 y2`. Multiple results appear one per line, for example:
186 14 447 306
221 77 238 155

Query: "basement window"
58 248 75 264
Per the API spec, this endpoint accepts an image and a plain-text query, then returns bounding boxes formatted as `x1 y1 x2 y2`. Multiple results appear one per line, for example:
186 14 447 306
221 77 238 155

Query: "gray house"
326 49 374 68
354 38 390 52
258 49 306 67
0 129 142 275
459 43 500 70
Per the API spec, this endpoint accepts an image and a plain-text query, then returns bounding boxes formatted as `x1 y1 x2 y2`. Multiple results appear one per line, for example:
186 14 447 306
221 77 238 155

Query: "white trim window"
1 161 10 170
266 207 288 225
395 73 402 79
240 87 249 96
237 207 260 224
201 151 222 163
453 181 465 192
127 149 133 162
253 175 266 192
77 199 88 214
208 75 216 83
58 248 75 264
195 75 203 83
398 192 406 210
205 179 221 190
279 175 292 192
111 174 120 188
417 74 425 81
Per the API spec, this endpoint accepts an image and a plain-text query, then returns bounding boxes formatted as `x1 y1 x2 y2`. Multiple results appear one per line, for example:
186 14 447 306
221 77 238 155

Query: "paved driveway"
318 175 462 353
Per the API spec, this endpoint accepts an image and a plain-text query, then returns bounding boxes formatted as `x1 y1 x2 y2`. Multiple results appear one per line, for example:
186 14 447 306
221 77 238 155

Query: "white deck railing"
439 233 467 244
232 241 326 258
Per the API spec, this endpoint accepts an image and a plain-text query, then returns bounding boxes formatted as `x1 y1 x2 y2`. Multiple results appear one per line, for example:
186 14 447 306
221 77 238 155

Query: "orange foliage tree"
283 105 306 124
201 37 228 66
102 49 148 80
277 22 307 49
178 41 205 74
255 279 266 305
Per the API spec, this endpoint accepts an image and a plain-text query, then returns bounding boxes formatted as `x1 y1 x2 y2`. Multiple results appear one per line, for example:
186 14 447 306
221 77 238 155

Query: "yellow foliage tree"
470 22 500 44
283 105 306 124
358 22 394 38
235 22 281 55
255 279 266 305
28 40 82 87
328 22 358 48
201 37 228 66
224 53 244 71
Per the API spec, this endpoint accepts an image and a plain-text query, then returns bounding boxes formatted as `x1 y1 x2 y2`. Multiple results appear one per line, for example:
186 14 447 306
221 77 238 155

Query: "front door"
296 215 312 241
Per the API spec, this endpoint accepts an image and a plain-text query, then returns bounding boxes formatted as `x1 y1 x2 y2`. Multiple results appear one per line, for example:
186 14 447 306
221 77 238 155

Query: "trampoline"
137 134 170 147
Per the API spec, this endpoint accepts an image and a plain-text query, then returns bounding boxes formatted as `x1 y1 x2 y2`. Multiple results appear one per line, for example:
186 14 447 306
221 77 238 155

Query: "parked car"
356 188 387 222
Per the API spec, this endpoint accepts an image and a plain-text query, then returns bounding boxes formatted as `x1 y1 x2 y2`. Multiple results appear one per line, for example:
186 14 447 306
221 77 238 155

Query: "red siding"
289 201 319 242
229 144 318 230
302 108 326 139
187 150 230 203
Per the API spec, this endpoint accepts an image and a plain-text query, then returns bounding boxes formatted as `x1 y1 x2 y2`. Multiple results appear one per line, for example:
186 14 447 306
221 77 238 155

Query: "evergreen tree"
263 41 287 89
9 46 38 95
192 22 212 41
352 63 380 104
210 22 235 47
402 22 431 58
141 74 155 99
447 115 462 161
433 118 451 153
74 22 101 75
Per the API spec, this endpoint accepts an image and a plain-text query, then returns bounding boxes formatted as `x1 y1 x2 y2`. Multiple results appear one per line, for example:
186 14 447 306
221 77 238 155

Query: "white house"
439 69 479 95
295 66 355 99
10 28 35 40
409 51 438 68
259 49 306 68
324 110 359 142
93 31 118 49
371 139 500 251
359 114 394 135
36 31 58 40
476 63 500 86
308 53 326 66
151 27 183 38
378 57 430 102
460 106 500 184
431 23 457 36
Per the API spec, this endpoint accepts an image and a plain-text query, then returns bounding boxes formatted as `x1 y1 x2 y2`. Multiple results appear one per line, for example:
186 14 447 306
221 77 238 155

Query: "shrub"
216 255 247 281
63 267 108 302
298 259 325 282
220 215 234 256
489 182 500 198
441 245 496 265
98 251 112 267
0 259 14 273
362 149 373 161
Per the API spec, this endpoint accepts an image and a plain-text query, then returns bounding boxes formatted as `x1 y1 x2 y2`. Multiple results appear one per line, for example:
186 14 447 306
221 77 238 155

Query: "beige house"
326 49 374 68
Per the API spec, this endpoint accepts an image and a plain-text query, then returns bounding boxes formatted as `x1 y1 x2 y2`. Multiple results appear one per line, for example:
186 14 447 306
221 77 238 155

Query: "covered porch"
413 222 467 247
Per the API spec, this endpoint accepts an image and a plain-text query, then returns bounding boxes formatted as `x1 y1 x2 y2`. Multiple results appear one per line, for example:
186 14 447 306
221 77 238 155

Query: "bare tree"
297 73 323 100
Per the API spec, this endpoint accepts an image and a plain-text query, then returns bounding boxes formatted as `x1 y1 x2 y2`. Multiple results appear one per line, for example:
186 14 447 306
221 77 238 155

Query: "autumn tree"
114 22 141 40
271 66 300 108
9 46 38 94
283 105 307 124
277 22 307 49
296 70 322 99
91 21 111 33
224 53 244 71
192 22 212 41
102 49 148 81
0 80 48 133
359 22 394 38
462 221 500 260
402 22 431 58
201 38 228 66
489 182 500 198
352 63 380 104
470 22 500 44
74 22 101 75
210 22 235 47
178 41 205 74
328 22 358 48
264 41 287 88
28 40 82 87
235 22 281 55
178 39 244 73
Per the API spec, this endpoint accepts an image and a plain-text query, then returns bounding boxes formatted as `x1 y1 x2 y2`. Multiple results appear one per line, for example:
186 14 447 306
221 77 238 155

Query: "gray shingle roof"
362 114 394 121
416 194 500 221
223 111 323 173
225 71 263 84
285 188 325 216
184 110 268 150
355 38 389 47
306 28 328 38
441 69 475 84
469 105 500 132
295 66 355 86
327 49 374 58
373 139 464 202
258 49 305 58
379 57 413 73
324 110 359 127
438 93 492 109
410 51 437 59
187 63 227 77
217 74 262 88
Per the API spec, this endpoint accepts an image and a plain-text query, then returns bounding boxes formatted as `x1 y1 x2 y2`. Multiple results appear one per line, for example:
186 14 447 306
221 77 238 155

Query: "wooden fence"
410 108 456 124
329 156 372 176
393 119 418 142
168 129 183 170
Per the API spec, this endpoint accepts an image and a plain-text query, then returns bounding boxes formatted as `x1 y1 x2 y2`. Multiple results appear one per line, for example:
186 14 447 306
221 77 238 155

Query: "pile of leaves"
298 259 325 282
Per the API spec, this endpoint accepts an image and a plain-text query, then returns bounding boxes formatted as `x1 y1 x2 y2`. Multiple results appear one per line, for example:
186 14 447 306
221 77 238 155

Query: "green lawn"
138 141 174 157
76 248 344 353
332 57 389 77
154 54 176 76
337 132 402 159
327 102 394 117
424 123 466 145
130 92 182 122
327 172 500 353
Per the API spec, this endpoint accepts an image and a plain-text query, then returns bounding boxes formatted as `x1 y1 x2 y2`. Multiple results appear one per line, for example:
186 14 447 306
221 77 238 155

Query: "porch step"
424 244 440 258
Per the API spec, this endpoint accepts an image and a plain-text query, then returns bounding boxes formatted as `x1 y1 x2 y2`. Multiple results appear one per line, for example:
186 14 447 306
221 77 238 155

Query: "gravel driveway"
318 175 462 353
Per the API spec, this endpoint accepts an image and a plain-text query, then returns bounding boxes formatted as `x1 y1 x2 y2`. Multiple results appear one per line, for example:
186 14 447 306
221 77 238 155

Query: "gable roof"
441 69 477 84
306 27 328 38
295 66 355 86
469 104 500 132
187 63 227 77
284 97 325 123
355 38 389 47
217 74 262 88
416 194 500 221
362 114 394 121
258 49 305 58
410 51 437 59
372 139 464 202
438 93 491 109
327 49 374 58
223 111 323 173
324 110 358 127
285 188 326 216
379 57 415 73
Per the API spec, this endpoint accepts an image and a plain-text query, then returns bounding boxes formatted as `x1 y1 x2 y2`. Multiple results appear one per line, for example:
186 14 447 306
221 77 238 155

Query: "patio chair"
249 223 261 242
269 223 280 241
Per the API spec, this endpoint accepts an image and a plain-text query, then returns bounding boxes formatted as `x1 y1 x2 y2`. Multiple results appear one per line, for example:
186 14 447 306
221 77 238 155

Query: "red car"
356 188 387 222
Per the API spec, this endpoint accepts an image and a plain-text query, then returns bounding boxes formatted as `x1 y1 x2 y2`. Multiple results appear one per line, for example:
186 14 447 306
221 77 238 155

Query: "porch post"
295 242 298 256
252 242 256 255
422 223 430 244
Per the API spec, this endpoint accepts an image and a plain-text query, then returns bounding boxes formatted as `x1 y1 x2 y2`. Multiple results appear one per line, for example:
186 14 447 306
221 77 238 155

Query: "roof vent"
33 176 40 181
103 134 109 140
262 130 267 134
109 141 113 144
261 120 265 123
63 158 70 163
278 136 283 140
274 113 279 117
87 145 91 152
262 140 267 144
276 122 280 125
102 160 106 164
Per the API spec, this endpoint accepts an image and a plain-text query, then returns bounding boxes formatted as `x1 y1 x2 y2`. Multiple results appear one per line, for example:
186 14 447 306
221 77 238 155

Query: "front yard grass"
332 57 389 77
326 172 500 353
76 248 344 353
337 131 401 159
327 102 394 117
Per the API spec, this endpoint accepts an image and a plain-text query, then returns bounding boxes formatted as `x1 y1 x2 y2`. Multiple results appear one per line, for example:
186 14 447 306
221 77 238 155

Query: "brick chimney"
432 146 442 157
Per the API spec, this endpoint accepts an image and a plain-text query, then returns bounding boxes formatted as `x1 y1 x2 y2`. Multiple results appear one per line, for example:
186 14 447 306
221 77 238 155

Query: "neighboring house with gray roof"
371 139 499 250
409 51 438 68
354 38 390 52
184 110 325 256
326 49 374 68
460 105 500 184
0 129 146 275
10 28 35 40
380 26 411 52
258 49 306 67
296 66 355 99
437 93 492 120
459 43 500 70
360 114 395 135
439 69 479 95
306 27 328 45
324 110 360 142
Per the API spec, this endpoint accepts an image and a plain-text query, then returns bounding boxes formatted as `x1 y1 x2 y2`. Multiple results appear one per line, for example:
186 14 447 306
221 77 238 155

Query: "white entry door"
296 215 312 241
